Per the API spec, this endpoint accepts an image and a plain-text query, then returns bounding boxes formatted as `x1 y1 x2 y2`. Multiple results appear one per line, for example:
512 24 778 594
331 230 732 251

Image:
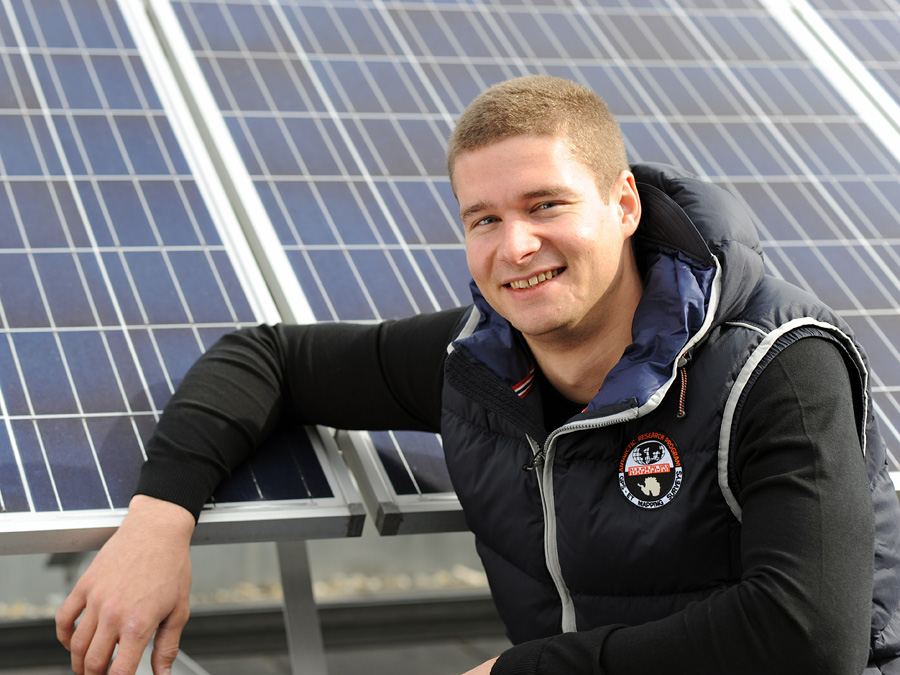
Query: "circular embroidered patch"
618 432 683 509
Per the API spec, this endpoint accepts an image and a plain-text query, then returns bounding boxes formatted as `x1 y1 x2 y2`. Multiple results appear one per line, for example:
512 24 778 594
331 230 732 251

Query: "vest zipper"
526 434 577 633
524 409 640 634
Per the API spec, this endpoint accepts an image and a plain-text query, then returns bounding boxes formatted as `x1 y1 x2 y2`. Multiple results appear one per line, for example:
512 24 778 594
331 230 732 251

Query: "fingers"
59 596 157 675
80 623 120 675
150 614 189 675
54 498 196 674
66 606 99 674
55 587 86 650
108 632 154 675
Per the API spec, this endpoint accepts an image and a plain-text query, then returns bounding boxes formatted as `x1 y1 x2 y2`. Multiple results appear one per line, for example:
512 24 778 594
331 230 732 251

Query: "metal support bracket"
277 540 328 674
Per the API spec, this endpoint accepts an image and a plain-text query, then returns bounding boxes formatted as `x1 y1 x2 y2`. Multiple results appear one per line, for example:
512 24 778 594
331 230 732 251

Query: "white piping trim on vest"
725 320 768 336
718 317 870 522
447 305 481 354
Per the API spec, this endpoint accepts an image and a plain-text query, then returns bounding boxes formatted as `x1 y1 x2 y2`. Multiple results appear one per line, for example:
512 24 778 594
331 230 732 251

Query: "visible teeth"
510 269 559 289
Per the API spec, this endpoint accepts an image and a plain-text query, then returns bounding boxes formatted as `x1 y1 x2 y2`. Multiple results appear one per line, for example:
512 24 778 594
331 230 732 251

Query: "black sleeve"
135 307 468 519
492 337 875 675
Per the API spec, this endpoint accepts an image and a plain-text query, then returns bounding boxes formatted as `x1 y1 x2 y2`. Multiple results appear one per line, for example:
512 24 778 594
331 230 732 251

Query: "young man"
57 76 900 674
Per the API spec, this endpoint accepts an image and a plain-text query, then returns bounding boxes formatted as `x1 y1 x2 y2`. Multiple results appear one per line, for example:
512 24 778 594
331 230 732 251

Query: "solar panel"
0 0 362 554
3 0 899 541
806 0 900 105
133 0 900 532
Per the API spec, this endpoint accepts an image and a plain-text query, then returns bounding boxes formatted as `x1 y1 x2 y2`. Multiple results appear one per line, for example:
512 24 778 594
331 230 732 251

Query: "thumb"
150 622 184 675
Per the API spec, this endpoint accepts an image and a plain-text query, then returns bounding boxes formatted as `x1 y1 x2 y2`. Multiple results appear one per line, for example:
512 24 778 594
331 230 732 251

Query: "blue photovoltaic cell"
369 431 453 497
0 0 333 518
808 0 900 103
168 0 900 497
213 419 332 504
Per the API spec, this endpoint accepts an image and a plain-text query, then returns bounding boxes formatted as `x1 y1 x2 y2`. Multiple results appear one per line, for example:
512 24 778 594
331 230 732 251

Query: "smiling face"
456 135 642 349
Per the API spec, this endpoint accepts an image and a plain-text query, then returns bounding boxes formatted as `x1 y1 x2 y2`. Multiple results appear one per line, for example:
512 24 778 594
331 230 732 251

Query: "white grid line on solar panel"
174 0 900 302
376 0 511 116
639 45 809 175
725 184 900 460
0 324 246 512
564 4 764 173
227 29 458 266
622 115 899 181
173 1 465 319
174 1 900 470
811 3 900 106
185 4 900 294
848 334 900 467
0 0 149 510
299 0 467 123
641 5 900 458
178 0 900 324
0 0 255 511
8 2 251 329
186 7 402 321
312 1 770 60
729 181 900 317
2 4 327 514
384 429 426 497
548 9 836 182
728 178 900 340
176 3 387 319
760 246 900 462
179 0 684 288
713 176 900 335
1 43 222 350
0 339 28 512
769 241 900 314
172 4 813 70
760 238 900 250
4 28 248 331
652 3 900 308
186 0 446 317
822 15 900 67
176 2 740 170
809 0 900 62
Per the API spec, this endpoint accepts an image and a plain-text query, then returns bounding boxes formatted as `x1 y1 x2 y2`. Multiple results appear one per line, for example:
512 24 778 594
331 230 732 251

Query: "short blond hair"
447 75 629 196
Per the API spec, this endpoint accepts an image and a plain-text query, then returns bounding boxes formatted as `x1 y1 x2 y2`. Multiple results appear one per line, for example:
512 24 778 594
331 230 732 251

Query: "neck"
526 262 643 405
528 318 635 405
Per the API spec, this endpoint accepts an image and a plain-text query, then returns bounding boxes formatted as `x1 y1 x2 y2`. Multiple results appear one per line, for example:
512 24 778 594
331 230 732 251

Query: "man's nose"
497 219 540 264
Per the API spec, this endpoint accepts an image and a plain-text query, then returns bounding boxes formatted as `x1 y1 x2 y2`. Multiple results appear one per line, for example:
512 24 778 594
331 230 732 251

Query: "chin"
508 316 568 340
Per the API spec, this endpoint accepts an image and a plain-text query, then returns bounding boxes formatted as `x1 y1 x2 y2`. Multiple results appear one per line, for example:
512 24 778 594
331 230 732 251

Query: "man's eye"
473 216 498 227
535 201 560 211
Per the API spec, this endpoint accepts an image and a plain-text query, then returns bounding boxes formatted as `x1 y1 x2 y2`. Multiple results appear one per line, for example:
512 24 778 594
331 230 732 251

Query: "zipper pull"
523 450 545 471
676 350 690 419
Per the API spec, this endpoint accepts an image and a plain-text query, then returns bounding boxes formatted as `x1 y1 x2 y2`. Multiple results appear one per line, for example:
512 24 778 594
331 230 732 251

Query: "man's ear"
613 170 641 238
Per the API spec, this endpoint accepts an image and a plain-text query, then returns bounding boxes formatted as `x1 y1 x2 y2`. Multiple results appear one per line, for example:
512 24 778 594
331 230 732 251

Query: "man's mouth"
506 268 563 290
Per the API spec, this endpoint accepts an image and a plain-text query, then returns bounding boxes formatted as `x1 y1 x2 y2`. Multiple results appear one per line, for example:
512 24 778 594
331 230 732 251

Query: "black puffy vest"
440 163 900 663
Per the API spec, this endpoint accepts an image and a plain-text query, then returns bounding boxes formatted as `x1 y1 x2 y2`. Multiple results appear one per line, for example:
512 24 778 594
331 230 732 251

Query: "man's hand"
56 495 195 675
462 656 499 674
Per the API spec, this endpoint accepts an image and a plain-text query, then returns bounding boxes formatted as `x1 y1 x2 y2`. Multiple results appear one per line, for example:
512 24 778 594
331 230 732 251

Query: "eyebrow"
459 185 575 223
459 200 492 224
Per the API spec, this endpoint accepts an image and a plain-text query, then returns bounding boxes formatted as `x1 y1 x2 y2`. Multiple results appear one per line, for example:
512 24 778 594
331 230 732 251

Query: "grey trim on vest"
447 305 480 354
527 434 578 634
717 317 870 522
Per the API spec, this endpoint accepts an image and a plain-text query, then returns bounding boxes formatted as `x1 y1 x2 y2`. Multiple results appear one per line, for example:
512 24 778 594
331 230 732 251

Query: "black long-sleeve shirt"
136 307 874 674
